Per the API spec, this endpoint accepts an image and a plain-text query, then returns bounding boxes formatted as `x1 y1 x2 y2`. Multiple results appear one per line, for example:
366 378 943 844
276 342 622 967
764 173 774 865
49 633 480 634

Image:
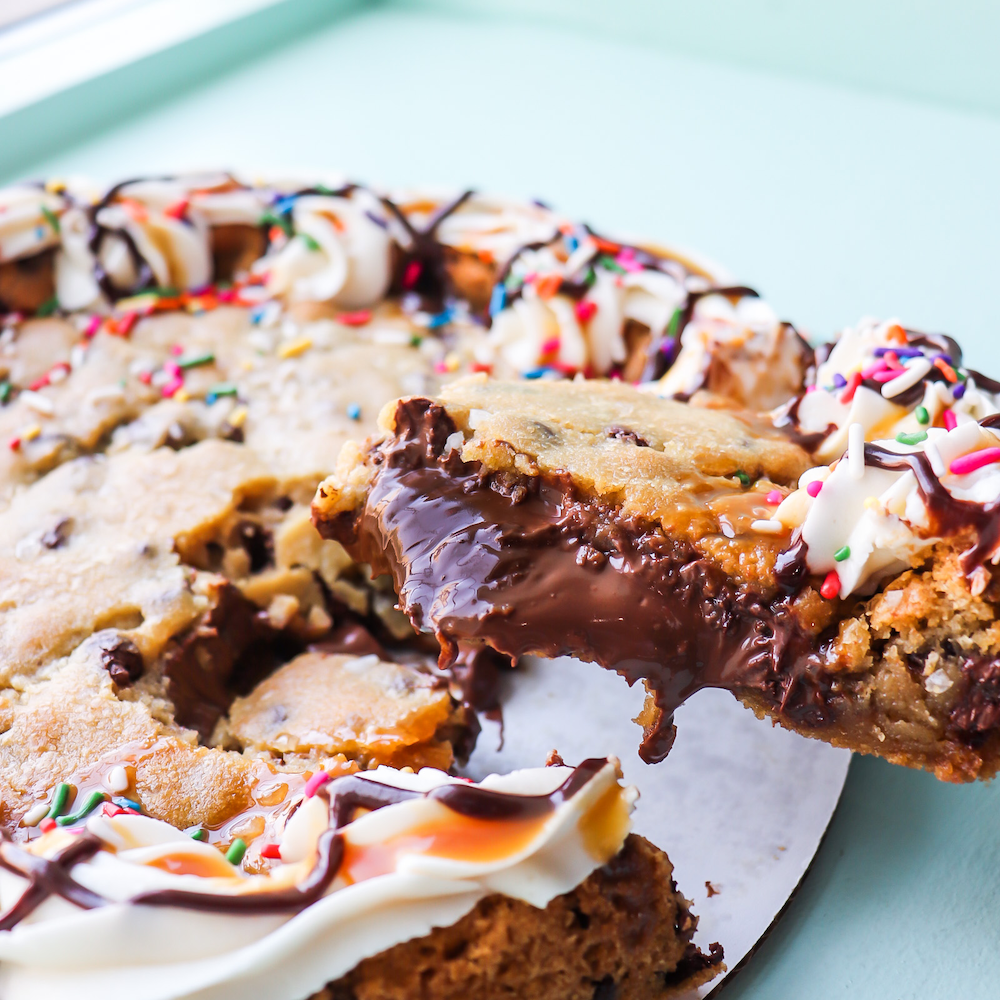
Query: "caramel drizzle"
0 760 607 926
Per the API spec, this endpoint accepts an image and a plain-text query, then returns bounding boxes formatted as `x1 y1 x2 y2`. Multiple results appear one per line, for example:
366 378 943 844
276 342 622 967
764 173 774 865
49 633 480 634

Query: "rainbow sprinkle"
56 791 107 827
226 839 248 865
304 771 331 798
949 447 1000 477
46 782 72 820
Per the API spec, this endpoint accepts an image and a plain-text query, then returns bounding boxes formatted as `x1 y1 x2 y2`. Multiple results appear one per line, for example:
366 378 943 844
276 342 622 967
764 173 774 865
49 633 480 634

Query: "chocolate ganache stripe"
0 833 105 931
87 176 170 301
0 761 608 926
323 398 836 764
380 189 475 308
130 828 347 916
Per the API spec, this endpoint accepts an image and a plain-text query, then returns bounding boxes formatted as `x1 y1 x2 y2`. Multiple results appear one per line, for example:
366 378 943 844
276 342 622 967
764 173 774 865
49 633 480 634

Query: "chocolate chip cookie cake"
0 174 726 999
315 319 1000 782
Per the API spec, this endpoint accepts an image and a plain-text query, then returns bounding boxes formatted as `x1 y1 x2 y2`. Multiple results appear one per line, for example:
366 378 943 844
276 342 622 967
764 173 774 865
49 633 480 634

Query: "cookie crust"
321 835 723 1000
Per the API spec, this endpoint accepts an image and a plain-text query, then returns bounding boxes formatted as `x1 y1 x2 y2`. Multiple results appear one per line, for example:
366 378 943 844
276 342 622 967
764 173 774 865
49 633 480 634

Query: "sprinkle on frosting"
769 318 1000 597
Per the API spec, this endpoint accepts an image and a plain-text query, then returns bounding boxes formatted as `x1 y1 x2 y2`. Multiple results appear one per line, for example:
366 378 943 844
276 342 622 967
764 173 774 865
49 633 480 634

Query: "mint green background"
4 3 1000 996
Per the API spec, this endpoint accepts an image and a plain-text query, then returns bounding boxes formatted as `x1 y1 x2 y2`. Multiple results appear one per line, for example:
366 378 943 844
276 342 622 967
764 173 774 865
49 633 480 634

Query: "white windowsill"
0 0 291 118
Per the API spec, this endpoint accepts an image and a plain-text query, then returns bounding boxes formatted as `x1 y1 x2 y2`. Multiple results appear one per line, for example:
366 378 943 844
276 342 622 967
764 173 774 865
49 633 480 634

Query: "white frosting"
0 186 66 263
4 175 395 312
793 421 1000 596
0 762 632 1000
487 236 697 376
655 294 805 407
2 175 762 393
430 192 563 263
95 199 213 293
792 316 1000 463
51 176 248 308
763 317 1000 596
254 190 392 308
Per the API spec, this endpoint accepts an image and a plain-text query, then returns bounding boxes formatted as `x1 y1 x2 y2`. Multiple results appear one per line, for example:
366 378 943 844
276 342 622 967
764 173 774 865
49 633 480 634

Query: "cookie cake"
0 174 730 1000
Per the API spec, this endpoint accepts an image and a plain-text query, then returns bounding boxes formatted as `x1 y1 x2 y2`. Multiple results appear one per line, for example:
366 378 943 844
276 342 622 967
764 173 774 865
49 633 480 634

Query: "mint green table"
4 4 999 996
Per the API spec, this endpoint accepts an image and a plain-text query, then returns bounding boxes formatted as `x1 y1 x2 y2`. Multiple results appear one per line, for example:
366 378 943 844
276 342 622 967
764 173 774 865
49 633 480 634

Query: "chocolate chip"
531 420 558 441
235 520 273 573
165 421 191 450
94 633 144 687
40 516 72 549
605 426 649 448
592 976 616 1000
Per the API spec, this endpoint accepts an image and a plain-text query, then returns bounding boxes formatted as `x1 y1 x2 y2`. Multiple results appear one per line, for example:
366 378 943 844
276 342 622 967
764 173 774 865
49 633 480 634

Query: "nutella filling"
320 399 844 763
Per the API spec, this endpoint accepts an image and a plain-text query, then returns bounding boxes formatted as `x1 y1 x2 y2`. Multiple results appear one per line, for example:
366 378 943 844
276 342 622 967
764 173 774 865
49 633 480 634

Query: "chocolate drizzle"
86 177 165 300
0 760 609 926
381 190 474 309
864 443 1000 572
130 827 347 916
0 833 104 930
771 394 835 453
320 399 838 764
640 286 760 383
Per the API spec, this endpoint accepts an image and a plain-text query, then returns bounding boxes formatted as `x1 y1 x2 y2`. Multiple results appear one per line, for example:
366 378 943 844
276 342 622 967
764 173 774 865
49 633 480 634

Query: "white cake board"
462 655 851 996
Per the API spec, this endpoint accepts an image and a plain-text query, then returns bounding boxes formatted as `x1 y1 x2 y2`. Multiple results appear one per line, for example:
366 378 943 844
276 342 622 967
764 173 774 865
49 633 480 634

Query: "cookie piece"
315 376 1000 780
0 624 471 836
218 650 461 771
0 759 723 1000
323 835 722 1000
0 172 759 995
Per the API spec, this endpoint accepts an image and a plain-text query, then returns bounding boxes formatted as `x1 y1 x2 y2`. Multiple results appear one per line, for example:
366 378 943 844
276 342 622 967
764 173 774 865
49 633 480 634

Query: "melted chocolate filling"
162 582 286 740
320 399 844 764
